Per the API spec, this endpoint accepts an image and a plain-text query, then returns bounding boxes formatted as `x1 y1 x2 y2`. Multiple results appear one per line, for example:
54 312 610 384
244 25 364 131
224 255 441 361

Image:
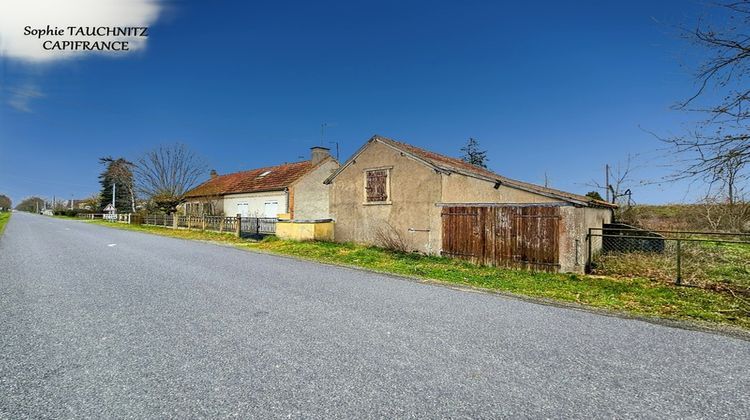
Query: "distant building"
182 147 339 219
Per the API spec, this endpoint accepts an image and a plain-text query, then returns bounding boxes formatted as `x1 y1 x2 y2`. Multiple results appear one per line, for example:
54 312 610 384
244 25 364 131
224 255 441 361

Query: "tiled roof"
185 160 314 198
330 135 616 209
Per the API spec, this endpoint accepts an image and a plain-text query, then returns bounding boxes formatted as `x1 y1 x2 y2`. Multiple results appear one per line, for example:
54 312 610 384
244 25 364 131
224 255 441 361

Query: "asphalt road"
1 212 748 418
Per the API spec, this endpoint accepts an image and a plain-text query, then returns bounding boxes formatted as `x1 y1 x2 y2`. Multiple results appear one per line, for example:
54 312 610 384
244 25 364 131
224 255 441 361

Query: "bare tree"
664 1 750 194
134 144 206 214
588 155 637 206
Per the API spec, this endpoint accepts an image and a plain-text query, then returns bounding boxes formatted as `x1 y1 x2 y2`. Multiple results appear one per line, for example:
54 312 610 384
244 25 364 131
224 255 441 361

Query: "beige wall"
291 158 339 220
441 175 559 204
556 206 613 273
329 141 443 254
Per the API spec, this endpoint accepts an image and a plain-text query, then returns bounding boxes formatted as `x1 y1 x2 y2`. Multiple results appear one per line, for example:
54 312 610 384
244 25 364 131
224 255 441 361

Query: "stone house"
182 147 338 219
324 135 616 273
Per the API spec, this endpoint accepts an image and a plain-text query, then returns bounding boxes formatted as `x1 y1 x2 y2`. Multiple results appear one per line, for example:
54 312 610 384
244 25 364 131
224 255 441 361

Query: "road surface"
1 212 748 418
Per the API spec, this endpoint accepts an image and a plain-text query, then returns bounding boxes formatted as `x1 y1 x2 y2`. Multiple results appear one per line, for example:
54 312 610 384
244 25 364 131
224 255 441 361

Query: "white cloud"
0 0 163 63
6 83 43 112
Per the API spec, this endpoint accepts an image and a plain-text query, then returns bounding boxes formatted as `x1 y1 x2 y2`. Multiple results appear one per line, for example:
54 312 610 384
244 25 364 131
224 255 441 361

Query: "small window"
365 169 389 202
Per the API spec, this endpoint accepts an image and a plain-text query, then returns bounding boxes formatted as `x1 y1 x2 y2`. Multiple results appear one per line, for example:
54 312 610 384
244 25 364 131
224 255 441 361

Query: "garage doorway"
441 205 561 271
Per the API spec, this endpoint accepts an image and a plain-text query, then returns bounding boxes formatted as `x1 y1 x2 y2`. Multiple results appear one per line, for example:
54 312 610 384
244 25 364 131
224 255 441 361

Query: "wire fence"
588 226 750 295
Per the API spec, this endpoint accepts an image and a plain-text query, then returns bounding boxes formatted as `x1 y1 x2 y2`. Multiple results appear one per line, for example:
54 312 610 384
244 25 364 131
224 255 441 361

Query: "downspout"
285 187 290 215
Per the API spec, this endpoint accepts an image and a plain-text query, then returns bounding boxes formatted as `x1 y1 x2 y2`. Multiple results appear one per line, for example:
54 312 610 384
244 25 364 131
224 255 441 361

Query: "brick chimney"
310 146 330 165
210 169 218 179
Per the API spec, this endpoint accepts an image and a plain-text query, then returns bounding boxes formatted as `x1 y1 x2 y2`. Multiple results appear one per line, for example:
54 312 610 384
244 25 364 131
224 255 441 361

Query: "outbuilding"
324 135 616 273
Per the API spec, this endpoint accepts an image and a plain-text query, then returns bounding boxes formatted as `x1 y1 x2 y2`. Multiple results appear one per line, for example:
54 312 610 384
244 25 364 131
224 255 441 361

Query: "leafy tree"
99 157 135 212
134 144 206 214
15 197 44 213
460 137 488 168
0 194 11 211
585 191 604 201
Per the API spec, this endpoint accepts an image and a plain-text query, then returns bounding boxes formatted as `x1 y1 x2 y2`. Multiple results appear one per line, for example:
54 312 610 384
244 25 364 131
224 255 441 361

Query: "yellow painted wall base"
276 220 334 241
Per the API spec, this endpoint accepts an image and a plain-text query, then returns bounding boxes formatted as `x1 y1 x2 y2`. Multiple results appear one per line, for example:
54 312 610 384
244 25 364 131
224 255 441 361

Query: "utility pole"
605 164 610 203
112 183 116 210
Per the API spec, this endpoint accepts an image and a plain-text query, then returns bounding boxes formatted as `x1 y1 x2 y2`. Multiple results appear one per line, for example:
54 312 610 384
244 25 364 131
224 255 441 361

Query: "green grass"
592 240 750 292
0 212 10 236
88 220 750 332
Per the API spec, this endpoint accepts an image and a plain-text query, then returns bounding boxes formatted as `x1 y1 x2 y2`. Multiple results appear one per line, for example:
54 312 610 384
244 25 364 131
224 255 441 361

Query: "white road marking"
107 244 117 247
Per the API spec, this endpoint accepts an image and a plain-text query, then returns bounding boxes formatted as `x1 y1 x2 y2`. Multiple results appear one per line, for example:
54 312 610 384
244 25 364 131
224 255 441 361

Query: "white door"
237 203 249 217
263 201 279 218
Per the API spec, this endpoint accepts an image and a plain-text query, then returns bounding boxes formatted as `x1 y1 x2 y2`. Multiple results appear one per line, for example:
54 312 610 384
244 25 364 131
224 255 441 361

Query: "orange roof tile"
185 160 313 198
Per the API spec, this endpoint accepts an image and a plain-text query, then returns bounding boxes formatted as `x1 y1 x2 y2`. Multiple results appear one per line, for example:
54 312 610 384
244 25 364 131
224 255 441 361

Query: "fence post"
202 215 206 231
586 228 593 273
172 214 178 229
675 239 682 285
236 214 241 237
127 213 131 224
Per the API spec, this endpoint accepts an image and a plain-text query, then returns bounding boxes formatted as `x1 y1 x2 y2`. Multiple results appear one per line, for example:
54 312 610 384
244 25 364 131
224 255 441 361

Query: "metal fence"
588 226 750 294
240 217 277 236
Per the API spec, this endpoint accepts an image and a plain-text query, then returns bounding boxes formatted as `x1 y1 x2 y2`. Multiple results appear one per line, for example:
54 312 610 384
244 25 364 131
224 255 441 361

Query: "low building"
182 147 339 219
324 135 616 273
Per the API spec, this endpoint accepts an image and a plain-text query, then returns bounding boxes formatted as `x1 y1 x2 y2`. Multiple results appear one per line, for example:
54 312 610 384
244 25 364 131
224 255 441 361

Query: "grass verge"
0 212 10 236
88 220 750 333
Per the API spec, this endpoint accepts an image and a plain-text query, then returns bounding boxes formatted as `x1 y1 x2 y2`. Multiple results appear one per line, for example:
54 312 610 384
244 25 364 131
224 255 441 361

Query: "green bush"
53 209 94 217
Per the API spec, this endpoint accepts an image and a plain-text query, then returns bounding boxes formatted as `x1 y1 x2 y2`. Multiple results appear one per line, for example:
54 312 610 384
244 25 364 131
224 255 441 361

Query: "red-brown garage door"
441 205 561 271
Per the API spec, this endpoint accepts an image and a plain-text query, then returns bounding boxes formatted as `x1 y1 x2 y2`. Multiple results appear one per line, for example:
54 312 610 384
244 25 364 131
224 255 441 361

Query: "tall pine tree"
99 157 135 212
460 137 488 168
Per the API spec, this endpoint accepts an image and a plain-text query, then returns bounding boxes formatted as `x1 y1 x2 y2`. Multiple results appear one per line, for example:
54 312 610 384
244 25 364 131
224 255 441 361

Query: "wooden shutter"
366 170 388 202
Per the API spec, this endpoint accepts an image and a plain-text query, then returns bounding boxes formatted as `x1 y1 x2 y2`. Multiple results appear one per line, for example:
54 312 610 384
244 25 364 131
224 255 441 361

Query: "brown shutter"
366 170 388 202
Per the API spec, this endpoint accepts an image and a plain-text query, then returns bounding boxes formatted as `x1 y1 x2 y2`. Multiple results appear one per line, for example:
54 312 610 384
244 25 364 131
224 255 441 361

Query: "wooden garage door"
441 205 561 271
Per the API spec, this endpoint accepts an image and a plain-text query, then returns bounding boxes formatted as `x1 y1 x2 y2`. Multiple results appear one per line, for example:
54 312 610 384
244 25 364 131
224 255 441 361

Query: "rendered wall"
291 159 339 220
276 220 334 241
328 141 443 254
441 175 560 204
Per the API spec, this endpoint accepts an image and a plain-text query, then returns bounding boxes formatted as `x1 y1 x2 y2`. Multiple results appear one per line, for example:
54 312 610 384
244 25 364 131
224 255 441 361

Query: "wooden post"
127 213 131 224
675 239 682 285
172 214 178 229
220 217 224 233
236 214 241 237
202 215 206 231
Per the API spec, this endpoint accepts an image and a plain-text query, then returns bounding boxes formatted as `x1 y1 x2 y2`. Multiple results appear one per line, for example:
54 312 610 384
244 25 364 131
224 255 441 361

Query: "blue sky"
0 0 722 205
